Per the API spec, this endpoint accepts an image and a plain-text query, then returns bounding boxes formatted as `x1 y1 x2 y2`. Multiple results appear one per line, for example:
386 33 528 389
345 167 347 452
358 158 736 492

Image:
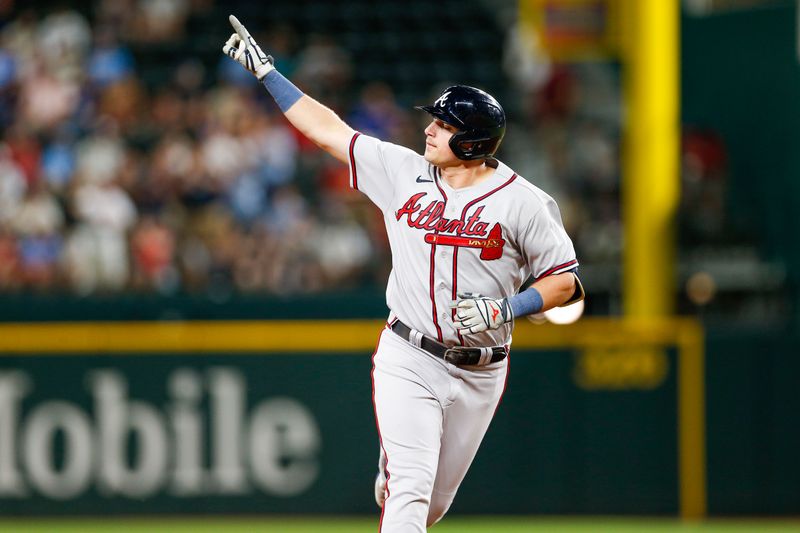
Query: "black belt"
390 320 507 366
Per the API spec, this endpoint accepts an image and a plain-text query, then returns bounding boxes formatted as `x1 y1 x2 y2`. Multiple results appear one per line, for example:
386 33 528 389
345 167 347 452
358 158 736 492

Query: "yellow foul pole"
621 0 706 520
622 0 680 318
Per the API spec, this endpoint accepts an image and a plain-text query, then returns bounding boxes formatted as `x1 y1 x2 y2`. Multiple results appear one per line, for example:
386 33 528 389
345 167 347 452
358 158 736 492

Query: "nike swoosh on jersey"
415 175 433 183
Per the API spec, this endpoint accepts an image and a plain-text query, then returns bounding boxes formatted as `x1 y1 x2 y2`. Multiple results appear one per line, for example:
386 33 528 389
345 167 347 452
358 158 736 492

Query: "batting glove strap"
451 292 514 336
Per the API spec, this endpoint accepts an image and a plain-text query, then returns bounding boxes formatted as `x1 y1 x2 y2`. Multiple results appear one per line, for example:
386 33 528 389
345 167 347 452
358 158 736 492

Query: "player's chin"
423 148 439 165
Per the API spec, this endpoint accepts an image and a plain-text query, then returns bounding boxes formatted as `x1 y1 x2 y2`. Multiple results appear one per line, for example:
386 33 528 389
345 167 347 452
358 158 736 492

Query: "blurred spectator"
128 0 190 44
0 144 27 225
265 184 307 235
0 45 17 129
88 26 135 88
18 232 62 289
10 179 64 237
3 10 39 79
227 110 299 224
17 61 81 131
263 25 299 79
130 214 177 292
94 0 135 35
310 195 371 287
75 128 126 185
99 77 147 135
173 59 206 96
65 177 137 293
36 7 91 81
680 129 729 245
231 224 274 291
12 179 65 290
348 82 405 141
40 131 77 193
0 226 20 290
502 19 551 97
246 111 298 188
5 125 40 186
293 34 352 109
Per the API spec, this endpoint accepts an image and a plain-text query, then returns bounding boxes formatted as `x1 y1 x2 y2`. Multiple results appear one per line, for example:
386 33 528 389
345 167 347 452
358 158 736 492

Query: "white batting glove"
222 15 275 80
451 292 514 335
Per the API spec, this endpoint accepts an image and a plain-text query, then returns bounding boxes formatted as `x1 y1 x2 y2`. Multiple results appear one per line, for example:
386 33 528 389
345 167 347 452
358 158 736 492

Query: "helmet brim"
415 105 462 129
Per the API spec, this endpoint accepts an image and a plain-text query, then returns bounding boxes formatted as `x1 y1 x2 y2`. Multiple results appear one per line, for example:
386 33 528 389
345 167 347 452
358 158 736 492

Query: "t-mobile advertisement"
0 354 378 515
0 349 679 516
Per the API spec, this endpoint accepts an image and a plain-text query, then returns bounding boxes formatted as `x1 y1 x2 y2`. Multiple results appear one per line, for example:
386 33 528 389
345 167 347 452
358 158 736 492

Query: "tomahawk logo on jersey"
395 193 505 259
348 132 578 347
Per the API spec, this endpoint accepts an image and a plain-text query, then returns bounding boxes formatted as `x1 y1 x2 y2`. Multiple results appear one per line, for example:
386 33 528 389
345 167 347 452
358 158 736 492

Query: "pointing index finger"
229 14 250 40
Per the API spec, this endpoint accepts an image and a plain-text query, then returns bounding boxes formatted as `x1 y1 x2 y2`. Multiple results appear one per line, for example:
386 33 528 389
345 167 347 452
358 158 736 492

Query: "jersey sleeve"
519 196 579 280
347 132 419 212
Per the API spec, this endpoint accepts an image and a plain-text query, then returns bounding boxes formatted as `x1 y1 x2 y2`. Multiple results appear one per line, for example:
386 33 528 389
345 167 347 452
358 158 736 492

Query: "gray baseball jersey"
349 132 578 346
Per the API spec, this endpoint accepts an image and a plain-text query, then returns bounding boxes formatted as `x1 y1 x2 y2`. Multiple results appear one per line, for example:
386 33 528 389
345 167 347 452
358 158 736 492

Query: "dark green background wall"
1 330 798 516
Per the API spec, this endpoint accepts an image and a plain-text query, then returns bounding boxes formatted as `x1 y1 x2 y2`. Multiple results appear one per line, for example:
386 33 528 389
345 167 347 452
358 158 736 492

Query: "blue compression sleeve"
261 70 304 112
508 286 544 318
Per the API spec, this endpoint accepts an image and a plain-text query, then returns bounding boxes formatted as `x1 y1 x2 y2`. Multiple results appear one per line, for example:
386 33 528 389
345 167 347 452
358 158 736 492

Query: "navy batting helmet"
416 85 506 161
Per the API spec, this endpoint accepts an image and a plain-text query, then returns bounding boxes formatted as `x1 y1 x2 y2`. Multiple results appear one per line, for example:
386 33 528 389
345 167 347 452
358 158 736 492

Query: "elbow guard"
562 272 585 307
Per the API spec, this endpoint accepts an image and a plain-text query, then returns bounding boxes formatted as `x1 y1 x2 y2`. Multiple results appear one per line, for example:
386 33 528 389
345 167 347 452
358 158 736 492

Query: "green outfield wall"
0 320 796 517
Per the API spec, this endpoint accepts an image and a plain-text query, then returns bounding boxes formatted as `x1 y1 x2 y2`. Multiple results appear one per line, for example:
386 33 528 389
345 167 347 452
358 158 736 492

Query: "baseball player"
223 15 583 532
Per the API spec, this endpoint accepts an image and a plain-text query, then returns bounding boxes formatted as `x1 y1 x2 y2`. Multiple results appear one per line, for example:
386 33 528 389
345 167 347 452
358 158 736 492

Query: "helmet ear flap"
449 132 500 161
449 131 472 160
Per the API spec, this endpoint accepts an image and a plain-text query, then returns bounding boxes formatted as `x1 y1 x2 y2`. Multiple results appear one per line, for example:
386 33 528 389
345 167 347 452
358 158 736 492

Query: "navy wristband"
508 287 544 318
262 70 304 112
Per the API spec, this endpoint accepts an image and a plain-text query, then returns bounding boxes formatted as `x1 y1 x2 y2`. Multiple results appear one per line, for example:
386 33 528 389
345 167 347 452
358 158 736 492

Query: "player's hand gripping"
451 292 514 335
222 15 274 80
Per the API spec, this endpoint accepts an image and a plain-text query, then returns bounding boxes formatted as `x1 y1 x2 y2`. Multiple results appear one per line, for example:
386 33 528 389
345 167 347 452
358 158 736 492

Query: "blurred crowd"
0 3 421 295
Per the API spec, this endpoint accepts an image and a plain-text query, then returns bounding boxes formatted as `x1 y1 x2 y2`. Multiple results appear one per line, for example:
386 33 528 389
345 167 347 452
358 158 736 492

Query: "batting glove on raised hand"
451 292 514 335
222 15 275 80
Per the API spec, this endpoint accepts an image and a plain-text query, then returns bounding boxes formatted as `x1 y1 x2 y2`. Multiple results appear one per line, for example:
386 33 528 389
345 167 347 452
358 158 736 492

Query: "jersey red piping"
349 132 361 190
372 327 389 530
429 166 446 342
537 258 578 280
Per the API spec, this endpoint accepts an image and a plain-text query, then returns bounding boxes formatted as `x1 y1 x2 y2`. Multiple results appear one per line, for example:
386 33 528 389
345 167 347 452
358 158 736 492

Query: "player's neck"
439 162 494 190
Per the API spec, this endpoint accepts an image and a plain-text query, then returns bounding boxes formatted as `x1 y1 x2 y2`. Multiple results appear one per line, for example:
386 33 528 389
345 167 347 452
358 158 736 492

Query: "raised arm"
223 15 355 163
283 97 355 163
